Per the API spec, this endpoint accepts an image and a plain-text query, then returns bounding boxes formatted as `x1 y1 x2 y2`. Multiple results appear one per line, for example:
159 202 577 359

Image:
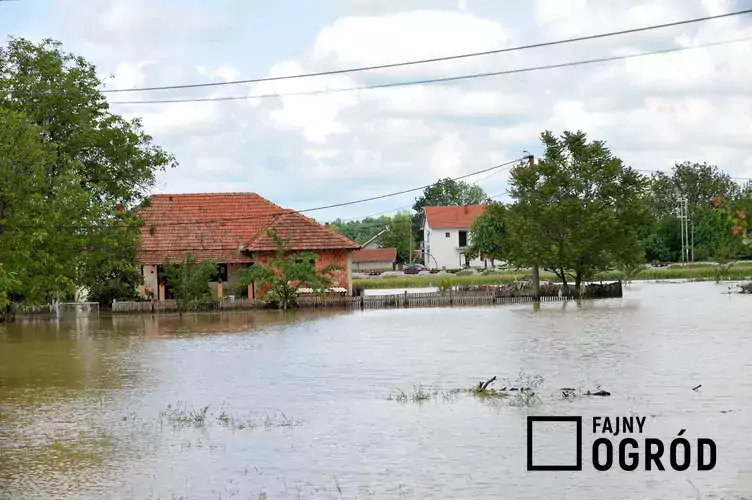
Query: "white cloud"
45 0 752 221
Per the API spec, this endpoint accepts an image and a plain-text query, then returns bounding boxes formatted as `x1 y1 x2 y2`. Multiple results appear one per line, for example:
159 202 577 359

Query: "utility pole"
692 202 696 263
529 154 540 301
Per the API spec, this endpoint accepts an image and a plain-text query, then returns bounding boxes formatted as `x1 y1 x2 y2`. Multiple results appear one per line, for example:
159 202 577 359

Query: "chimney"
115 203 124 212
464 205 468 214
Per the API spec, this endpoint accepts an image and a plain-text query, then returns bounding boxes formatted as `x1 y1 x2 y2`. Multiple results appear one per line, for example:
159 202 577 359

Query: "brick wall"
253 249 352 298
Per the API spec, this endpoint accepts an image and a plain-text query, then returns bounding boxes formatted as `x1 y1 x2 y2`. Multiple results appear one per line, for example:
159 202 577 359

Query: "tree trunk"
575 271 582 297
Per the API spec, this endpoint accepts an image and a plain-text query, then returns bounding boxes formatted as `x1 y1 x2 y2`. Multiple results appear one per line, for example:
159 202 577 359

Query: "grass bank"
353 262 752 290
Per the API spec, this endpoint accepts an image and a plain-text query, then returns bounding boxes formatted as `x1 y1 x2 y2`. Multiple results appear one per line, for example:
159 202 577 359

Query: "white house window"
459 230 468 247
445 232 450 238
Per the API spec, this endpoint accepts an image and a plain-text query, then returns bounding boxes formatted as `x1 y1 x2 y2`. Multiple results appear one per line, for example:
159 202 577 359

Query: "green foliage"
329 216 391 244
77 216 144 306
377 211 415 263
0 37 176 309
161 254 218 310
0 263 18 313
240 229 340 310
505 130 650 288
466 202 508 264
647 162 740 220
715 186 752 248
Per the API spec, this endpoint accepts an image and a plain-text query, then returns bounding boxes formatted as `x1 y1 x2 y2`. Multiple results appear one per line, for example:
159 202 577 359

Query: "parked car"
404 263 427 274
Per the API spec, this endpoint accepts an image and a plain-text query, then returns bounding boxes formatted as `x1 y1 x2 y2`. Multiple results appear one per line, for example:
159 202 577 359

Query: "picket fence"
109 281 622 314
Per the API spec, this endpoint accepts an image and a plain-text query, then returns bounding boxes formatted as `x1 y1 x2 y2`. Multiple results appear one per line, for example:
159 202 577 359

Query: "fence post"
404 290 408 308
360 293 364 309
449 288 453 305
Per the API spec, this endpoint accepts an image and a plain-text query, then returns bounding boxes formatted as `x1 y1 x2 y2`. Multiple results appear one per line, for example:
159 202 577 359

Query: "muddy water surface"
1 281 752 499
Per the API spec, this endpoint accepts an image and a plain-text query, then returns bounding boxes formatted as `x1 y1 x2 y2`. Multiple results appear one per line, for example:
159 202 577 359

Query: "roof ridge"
245 210 289 248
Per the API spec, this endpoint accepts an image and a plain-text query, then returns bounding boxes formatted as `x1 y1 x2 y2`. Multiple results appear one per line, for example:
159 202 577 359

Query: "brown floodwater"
1 281 752 499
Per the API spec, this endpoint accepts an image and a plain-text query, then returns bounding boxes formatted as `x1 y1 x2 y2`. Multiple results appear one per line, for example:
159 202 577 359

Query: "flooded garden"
2 281 752 499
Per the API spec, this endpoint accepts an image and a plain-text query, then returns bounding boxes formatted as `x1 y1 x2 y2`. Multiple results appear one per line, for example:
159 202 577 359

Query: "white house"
422 205 488 270
361 230 387 250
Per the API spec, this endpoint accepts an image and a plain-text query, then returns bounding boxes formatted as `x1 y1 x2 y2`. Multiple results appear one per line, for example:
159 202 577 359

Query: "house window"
210 264 228 282
459 230 468 248
294 258 317 265
445 232 450 238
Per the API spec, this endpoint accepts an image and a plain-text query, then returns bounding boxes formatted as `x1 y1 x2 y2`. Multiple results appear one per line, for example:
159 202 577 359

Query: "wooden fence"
109 281 622 314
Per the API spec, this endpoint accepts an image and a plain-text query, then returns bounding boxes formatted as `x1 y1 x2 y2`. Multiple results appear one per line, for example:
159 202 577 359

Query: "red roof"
246 210 360 252
424 205 487 229
137 193 359 264
351 248 398 263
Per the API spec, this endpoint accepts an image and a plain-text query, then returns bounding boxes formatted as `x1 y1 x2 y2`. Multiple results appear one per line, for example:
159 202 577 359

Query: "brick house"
137 193 360 300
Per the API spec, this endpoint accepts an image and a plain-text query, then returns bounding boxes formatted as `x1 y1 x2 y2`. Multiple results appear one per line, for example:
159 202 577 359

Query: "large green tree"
646 161 740 220
506 130 649 290
0 107 91 305
0 37 176 308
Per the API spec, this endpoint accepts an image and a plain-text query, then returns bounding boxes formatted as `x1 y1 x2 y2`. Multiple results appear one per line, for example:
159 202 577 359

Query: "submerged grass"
354 262 752 289
158 403 300 431
386 384 462 403
387 371 544 407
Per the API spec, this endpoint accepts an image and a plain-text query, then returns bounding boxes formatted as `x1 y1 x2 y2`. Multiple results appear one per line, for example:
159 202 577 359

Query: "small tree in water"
241 229 341 310
161 253 218 310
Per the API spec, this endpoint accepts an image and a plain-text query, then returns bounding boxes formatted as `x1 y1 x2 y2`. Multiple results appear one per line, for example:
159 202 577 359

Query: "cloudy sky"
2 0 752 222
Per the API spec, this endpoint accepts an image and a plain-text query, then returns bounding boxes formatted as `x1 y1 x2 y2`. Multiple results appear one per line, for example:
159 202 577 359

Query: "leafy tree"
240 229 341 310
647 162 740 218
0 107 91 304
77 219 143 306
161 254 218 310
466 202 508 265
412 178 488 243
505 130 649 290
0 37 175 307
378 212 415 263
0 263 19 321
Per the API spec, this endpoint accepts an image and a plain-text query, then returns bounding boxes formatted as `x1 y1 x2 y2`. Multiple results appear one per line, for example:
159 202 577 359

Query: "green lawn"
353 262 752 290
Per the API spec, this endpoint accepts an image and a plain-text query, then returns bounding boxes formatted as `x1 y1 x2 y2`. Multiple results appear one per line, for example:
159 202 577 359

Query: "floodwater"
1 281 752 499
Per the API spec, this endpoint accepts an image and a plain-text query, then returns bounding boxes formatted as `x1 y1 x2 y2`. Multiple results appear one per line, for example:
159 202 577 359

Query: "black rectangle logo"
527 416 582 471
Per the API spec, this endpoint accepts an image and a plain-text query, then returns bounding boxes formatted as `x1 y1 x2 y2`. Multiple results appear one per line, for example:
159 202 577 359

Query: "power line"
335 159 517 222
108 36 752 105
98 9 752 94
1 157 529 230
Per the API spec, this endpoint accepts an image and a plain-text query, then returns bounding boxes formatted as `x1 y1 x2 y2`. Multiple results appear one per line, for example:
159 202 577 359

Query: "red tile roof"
137 193 359 264
424 205 487 229
246 210 360 252
351 248 398 263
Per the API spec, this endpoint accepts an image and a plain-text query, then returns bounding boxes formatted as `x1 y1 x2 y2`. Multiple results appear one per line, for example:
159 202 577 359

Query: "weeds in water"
386 384 461 403
217 410 301 431
160 403 210 428
158 403 300 431
387 370 544 407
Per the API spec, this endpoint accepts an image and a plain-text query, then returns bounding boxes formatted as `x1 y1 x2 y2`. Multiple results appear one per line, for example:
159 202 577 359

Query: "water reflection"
1 282 752 499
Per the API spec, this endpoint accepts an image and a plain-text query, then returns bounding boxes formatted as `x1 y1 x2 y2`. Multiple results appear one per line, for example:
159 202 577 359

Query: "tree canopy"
0 37 176 308
505 130 650 289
